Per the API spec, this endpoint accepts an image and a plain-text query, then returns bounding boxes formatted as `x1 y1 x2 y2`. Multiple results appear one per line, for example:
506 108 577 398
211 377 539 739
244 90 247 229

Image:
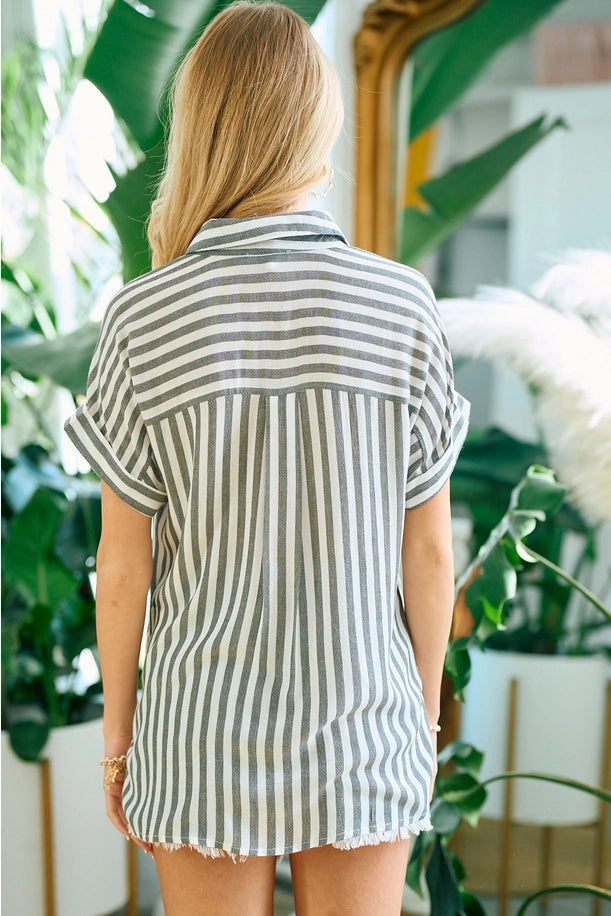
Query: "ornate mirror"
354 0 484 258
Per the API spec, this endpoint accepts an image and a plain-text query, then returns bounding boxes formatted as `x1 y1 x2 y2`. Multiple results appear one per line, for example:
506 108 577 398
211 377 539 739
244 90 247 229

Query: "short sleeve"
405 297 470 509
64 306 167 517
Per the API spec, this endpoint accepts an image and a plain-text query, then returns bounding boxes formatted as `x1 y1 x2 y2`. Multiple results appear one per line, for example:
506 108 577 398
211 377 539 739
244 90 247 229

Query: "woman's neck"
272 192 311 215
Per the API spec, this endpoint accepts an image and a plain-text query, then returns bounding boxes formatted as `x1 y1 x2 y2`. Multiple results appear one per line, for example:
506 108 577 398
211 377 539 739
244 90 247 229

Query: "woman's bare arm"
96 480 153 850
401 481 454 728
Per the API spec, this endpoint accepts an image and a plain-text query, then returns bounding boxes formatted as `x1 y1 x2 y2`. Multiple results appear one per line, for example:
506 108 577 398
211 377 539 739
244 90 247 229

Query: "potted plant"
452 462 609 819
0 22 137 910
405 464 611 914
438 250 611 834
1 446 131 916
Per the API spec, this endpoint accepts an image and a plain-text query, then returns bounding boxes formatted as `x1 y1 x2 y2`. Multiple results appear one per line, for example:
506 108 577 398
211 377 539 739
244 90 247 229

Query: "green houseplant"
427 250 611 908
450 428 609 660
406 465 611 914
1 19 108 764
0 29 131 915
453 464 609 899
1 445 102 762
1 448 133 916
441 249 611 662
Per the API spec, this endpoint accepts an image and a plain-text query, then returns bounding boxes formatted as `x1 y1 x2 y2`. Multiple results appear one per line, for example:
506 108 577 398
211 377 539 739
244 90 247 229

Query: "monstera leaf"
446 466 611 696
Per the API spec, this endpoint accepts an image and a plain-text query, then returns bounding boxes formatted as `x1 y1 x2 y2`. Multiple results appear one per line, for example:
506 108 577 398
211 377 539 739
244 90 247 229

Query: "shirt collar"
186 210 348 254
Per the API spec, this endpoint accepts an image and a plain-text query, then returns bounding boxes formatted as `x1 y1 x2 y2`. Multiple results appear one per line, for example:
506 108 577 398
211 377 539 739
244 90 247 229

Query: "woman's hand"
103 735 153 855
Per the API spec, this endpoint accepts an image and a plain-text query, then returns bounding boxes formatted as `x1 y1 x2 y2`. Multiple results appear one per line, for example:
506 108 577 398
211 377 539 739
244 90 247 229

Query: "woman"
65 3 469 914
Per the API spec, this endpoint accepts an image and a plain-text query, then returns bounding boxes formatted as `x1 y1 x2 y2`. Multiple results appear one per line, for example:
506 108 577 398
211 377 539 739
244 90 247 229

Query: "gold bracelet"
100 755 128 786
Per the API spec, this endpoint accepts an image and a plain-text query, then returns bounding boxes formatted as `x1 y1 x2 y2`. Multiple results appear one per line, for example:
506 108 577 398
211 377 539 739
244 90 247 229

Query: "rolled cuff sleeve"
405 391 470 509
64 404 166 517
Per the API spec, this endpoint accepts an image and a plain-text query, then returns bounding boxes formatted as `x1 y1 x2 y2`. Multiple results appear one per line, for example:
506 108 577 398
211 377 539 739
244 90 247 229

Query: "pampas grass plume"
438 249 611 522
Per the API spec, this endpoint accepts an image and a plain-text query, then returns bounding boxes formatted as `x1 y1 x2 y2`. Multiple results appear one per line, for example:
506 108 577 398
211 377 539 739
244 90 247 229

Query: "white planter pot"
1 718 128 916
460 649 608 826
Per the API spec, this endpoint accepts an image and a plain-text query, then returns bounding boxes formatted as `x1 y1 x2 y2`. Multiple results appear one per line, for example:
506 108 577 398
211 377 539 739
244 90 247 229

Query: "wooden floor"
454 818 610 894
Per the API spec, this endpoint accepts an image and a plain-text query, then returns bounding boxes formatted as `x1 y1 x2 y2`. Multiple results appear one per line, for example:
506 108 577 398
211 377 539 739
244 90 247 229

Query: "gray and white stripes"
65 211 469 856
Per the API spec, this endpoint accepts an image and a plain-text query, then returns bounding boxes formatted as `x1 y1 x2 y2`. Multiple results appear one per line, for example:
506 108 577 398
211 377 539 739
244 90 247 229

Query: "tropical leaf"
444 466 579 693
453 428 546 489
409 0 566 140
430 798 461 835
437 740 484 778
437 772 487 826
1 40 49 189
2 258 21 287
461 466 565 622
88 0 330 150
55 597 98 663
405 831 431 897
425 835 463 916
468 543 516 633
401 115 566 265
105 144 166 280
6 705 51 762
2 489 78 608
444 637 471 701
2 320 99 395
460 891 487 916
2 444 100 514
55 496 101 577
85 0 219 151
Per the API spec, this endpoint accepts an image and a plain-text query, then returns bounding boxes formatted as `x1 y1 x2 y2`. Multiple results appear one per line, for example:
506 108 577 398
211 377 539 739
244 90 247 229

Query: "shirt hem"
139 816 433 860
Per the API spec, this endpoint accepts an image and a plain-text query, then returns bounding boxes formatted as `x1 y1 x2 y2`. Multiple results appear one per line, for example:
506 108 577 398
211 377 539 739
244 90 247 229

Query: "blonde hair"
148 1 344 268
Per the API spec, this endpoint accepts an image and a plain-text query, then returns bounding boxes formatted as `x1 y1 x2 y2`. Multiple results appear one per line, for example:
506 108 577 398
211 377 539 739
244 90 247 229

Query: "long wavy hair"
148 1 344 268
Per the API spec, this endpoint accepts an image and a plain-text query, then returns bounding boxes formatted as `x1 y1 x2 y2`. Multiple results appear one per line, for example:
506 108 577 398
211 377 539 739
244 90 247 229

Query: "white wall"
508 83 611 290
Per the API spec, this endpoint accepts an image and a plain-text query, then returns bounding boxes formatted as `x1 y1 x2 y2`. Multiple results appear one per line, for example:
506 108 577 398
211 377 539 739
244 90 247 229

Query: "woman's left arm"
401 482 455 800
96 480 154 851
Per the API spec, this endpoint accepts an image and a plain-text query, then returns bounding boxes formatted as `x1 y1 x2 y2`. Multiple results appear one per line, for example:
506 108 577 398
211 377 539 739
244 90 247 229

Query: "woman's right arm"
96 480 154 852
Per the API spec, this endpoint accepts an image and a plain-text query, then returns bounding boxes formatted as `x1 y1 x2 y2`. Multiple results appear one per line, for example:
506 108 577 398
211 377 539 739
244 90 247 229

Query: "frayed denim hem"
153 820 430 861
331 826 414 850
154 842 251 864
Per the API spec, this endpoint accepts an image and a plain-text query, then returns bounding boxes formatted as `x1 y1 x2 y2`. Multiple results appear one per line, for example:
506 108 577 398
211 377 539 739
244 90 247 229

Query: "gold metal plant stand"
498 679 611 916
41 759 56 916
594 681 611 916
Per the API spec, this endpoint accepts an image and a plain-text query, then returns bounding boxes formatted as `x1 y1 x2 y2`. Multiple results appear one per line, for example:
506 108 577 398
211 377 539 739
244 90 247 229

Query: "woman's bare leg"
289 838 410 916
152 846 277 916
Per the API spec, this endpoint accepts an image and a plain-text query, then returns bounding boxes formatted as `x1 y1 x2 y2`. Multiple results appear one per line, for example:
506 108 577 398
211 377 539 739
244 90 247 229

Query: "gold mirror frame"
354 0 484 258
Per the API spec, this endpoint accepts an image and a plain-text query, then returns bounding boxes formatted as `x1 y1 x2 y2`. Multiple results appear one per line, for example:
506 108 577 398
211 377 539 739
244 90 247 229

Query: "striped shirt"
65 210 469 856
